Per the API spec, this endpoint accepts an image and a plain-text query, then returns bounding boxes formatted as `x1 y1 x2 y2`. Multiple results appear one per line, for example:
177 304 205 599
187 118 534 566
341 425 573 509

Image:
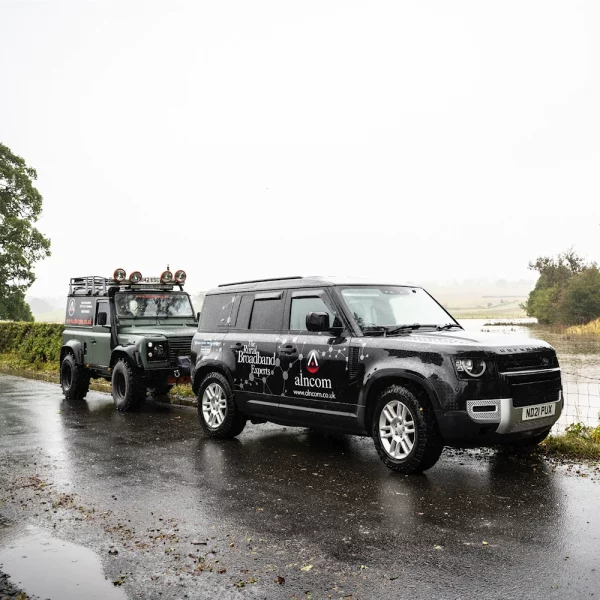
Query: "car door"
276 288 355 427
227 291 284 418
87 299 111 367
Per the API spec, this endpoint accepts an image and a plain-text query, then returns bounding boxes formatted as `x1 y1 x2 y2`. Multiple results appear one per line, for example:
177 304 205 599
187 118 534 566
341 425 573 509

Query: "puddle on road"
0 521 127 600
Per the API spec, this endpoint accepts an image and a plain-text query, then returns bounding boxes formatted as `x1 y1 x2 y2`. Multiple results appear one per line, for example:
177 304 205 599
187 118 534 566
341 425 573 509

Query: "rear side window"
249 297 283 331
199 295 239 329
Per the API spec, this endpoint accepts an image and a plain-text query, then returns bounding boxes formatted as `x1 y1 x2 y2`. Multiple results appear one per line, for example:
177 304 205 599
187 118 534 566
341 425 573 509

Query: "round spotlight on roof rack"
160 270 174 284
174 270 186 284
129 271 142 284
114 268 126 282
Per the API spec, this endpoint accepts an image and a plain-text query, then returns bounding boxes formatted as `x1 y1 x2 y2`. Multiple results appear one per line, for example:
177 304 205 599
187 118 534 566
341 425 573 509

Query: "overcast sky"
1 0 599 296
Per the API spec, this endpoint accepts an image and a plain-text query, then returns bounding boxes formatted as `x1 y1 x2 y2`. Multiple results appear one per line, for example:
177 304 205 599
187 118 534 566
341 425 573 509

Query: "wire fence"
553 371 600 432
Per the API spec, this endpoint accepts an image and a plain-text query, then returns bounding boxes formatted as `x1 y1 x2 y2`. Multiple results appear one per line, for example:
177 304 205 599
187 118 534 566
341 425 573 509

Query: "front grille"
497 351 558 373
509 370 562 407
168 336 194 362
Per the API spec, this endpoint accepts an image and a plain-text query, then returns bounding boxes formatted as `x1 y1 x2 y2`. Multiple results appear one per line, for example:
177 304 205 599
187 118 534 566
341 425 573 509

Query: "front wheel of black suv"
111 359 146 411
197 372 246 439
372 384 443 474
60 353 90 401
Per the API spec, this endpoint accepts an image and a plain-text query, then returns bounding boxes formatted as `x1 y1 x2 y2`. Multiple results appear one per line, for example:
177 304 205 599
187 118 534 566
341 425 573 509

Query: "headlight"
129 270 142 283
455 358 487 378
147 341 167 361
174 270 186 284
161 270 173 284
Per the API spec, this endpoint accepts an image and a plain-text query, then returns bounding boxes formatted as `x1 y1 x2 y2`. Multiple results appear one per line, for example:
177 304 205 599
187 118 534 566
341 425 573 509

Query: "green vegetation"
0 322 63 370
0 143 51 321
0 322 195 401
544 423 600 460
523 249 600 326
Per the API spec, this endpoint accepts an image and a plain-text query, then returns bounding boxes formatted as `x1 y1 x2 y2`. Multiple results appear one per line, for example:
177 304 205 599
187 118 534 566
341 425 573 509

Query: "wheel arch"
192 361 235 394
109 346 138 370
61 340 84 364
359 369 441 432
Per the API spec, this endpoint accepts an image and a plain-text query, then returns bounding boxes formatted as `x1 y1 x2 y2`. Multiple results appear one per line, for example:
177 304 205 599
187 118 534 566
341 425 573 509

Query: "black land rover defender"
60 268 197 411
190 276 563 474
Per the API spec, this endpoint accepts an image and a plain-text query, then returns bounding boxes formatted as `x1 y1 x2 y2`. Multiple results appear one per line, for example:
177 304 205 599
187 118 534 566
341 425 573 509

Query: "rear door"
228 291 284 417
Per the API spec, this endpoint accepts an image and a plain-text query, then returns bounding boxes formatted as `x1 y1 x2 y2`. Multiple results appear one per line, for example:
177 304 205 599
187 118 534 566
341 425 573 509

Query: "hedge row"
0 322 64 366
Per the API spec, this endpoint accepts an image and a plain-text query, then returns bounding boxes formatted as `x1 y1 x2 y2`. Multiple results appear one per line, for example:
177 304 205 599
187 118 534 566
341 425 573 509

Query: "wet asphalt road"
0 374 599 600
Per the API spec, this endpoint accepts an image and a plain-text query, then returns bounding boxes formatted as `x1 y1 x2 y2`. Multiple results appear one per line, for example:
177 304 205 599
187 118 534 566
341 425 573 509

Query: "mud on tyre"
197 372 246 439
111 358 146 411
372 384 443 474
60 352 90 401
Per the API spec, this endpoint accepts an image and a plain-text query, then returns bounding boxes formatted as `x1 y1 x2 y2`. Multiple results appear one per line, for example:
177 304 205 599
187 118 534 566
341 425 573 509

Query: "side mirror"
97 312 108 326
196 312 201 323
306 311 329 332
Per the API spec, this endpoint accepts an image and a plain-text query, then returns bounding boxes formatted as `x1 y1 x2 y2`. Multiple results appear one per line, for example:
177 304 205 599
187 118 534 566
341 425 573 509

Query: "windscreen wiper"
385 324 422 336
361 326 390 336
437 323 463 331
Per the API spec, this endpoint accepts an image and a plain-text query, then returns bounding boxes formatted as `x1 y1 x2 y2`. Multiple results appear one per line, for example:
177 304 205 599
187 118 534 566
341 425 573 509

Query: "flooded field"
461 319 600 429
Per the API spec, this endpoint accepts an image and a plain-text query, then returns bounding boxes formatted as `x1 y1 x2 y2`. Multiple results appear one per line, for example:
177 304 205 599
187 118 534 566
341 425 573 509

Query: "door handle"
278 345 297 355
91 339 97 345
231 342 243 350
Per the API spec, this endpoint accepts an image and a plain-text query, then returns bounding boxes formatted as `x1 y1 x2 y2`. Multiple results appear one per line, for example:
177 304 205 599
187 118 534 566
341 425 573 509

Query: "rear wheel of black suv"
372 384 443 474
197 372 246 438
60 353 90 401
111 359 146 411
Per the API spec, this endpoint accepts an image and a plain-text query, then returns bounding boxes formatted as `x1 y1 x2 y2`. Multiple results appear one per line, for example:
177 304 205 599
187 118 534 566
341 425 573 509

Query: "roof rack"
69 276 180 295
69 276 116 295
218 276 303 288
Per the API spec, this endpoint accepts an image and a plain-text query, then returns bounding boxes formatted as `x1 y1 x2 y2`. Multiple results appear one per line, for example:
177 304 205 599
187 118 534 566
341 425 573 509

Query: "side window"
249 297 284 331
95 301 110 325
199 296 227 329
290 296 333 330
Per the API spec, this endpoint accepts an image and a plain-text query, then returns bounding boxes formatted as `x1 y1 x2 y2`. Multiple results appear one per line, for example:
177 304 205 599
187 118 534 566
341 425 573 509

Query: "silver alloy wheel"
379 399 416 460
202 383 228 429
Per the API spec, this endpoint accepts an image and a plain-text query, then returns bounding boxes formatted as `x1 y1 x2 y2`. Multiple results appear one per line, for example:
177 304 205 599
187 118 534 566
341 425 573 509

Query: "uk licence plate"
522 403 556 421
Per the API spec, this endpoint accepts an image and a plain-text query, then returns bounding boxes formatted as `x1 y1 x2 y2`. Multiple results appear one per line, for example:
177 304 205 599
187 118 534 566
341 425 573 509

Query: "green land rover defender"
60 268 197 410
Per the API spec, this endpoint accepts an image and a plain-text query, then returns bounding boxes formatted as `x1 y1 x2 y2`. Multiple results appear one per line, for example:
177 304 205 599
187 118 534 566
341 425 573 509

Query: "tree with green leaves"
0 143 51 321
523 249 600 325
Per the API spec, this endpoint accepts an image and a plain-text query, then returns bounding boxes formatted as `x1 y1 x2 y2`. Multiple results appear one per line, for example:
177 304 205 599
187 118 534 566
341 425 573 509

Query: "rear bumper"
437 392 563 444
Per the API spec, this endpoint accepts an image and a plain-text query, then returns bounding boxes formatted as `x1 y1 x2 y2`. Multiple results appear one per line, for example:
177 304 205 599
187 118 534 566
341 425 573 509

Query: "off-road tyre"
197 372 246 439
60 352 90 401
111 359 146 411
372 384 443 474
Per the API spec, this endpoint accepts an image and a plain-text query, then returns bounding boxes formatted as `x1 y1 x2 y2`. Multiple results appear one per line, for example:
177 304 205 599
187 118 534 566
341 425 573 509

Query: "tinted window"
290 297 333 330
95 301 110 325
199 296 227 329
249 299 282 330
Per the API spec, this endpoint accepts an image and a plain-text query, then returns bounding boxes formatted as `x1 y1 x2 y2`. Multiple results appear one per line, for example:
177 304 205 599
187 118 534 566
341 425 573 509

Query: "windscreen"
340 286 454 331
115 292 194 318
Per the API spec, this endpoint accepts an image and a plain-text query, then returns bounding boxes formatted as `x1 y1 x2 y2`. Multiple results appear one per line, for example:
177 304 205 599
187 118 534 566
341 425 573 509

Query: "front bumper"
436 392 563 444
465 392 562 434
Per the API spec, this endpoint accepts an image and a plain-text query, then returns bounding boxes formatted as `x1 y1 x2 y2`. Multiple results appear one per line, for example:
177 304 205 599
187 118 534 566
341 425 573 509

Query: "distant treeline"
523 250 600 325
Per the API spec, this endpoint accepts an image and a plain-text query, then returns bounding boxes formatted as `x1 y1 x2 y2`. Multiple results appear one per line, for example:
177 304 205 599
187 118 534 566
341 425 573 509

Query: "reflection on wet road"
0 374 599 599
